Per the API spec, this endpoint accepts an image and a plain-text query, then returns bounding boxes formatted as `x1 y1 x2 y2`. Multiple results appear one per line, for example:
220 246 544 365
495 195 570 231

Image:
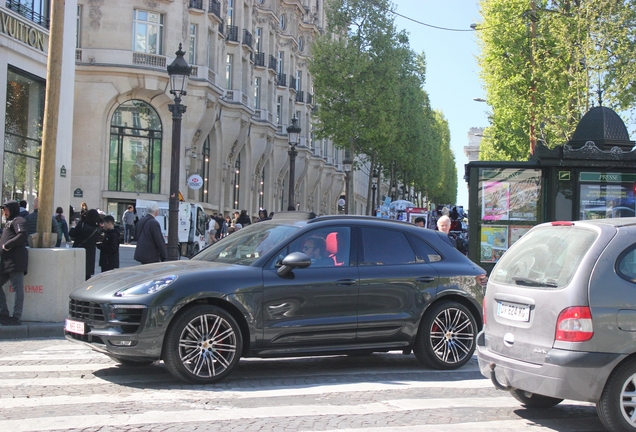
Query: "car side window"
408 235 442 263
617 247 636 283
360 227 416 266
271 227 352 268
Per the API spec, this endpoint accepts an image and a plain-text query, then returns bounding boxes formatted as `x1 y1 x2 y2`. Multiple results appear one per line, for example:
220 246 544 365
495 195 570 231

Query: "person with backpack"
54 207 70 247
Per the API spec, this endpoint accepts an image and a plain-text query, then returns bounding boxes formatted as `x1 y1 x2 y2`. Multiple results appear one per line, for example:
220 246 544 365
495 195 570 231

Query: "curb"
0 322 64 340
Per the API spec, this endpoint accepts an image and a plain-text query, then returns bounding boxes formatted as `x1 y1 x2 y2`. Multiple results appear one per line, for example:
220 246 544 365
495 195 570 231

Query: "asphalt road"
0 339 608 432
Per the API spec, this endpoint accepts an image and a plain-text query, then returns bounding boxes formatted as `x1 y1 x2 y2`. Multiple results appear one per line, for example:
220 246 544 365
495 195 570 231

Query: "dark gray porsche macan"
65 213 487 384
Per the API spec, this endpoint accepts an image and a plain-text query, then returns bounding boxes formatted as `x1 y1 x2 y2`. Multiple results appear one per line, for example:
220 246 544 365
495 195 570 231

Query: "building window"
298 36 303 52
254 77 261 109
76 5 81 48
133 10 164 55
277 51 284 75
200 136 210 203
233 154 240 208
259 168 265 210
255 27 262 53
225 54 233 90
296 70 302 92
2 67 45 203
276 95 282 124
227 0 234 26
109 100 162 193
280 13 286 30
189 24 197 65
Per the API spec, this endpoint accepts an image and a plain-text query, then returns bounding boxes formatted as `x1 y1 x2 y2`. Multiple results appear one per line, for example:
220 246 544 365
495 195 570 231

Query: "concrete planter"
2 248 85 322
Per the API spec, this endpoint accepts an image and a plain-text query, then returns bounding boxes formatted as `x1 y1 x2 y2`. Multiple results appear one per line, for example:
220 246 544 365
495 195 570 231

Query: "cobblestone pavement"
0 338 606 431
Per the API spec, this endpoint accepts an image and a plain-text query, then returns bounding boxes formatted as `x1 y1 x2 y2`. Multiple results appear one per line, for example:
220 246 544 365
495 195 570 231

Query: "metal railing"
242 29 252 49
208 0 221 18
296 91 304 103
189 0 204 9
226 25 239 42
268 55 277 70
276 73 286 86
306 93 313 105
5 0 49 28
254 52 265 67
289 77 297 90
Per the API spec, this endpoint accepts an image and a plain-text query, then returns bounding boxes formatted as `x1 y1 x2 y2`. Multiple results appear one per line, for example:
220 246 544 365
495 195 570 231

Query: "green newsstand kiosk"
465 106 636 274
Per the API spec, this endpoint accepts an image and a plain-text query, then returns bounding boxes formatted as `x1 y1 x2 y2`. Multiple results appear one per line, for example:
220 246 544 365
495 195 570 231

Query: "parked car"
65 213 487 384
477 217 636 431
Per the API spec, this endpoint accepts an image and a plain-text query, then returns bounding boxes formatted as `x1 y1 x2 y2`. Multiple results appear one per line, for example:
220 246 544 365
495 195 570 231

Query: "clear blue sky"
392 0 488 210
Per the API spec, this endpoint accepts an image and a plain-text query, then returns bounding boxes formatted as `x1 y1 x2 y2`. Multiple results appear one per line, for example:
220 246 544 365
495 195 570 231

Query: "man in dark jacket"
96 215 119 273
0 200 28 326
133 201 167 264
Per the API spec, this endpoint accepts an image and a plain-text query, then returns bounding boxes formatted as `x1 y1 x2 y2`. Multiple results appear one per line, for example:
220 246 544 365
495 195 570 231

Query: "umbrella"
389 200 416 211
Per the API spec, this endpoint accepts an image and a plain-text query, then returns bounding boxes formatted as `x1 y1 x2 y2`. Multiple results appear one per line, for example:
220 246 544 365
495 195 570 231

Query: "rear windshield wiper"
512 277 558 288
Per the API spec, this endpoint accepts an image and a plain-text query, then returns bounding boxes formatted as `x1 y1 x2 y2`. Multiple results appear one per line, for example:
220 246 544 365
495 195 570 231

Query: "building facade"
72 0 353 221
0 0 77 215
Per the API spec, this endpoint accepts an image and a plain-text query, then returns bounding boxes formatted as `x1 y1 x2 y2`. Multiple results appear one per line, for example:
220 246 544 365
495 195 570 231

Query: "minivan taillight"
482 296 487 326
555 306 593 342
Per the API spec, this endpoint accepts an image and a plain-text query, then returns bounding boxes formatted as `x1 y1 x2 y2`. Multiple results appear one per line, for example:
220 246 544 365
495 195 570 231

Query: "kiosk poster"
509 226 532 246
482 181 510 221
480 225 508 263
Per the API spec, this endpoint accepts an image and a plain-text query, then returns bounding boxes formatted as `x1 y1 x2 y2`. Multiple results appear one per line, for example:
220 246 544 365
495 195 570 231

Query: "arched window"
200 136 210 202
109 100 162 193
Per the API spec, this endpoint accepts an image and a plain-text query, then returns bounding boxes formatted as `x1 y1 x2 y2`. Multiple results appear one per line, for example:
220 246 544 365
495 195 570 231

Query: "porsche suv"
477 217 636 431
66 213 487 384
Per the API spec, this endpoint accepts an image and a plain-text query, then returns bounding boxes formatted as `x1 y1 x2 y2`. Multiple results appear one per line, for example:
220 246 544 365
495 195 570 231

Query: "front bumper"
476 331 624 403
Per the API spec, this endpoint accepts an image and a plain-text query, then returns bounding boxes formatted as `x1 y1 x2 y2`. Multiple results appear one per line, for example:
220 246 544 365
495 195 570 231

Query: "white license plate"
65 319 85 335
496 301 530 322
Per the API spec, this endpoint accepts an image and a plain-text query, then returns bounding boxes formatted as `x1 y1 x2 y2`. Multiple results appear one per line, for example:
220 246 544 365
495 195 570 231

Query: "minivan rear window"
490 226 598 288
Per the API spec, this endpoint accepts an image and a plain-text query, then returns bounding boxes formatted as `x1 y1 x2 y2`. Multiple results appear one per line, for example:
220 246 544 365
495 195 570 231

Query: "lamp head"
167 43 192 99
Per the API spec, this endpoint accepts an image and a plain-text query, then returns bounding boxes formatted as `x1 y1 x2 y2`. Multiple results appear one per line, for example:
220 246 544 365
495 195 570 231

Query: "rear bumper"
476 331 624 402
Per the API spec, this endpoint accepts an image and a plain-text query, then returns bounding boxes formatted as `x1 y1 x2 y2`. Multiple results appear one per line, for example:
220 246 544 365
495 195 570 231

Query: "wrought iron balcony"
189 0 203 9
242 29 253 49
268 55 277 70
254 52 265 67
208 0 221 18
296 91 304 103
289 77 297 90
227 25 239 42
277 73 286 86
306 93 313 105
5 0 49 28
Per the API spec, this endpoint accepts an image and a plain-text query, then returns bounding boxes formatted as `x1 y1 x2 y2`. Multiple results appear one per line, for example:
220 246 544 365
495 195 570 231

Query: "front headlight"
114 275 178 297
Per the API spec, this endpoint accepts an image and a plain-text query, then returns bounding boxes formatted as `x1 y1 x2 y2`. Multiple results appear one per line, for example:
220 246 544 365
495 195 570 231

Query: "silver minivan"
477 217 636 432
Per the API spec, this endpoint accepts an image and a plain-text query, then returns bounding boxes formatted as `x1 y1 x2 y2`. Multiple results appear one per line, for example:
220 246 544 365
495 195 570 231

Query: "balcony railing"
277 73 286 86
242 29 253 49
189 0 204 9
227 25 239 42
296 91 304 103
132 52 166 68
75 49 82 61
208 0 221 18
268 55 277 71
190 66 198 77
254 52 265 67
218 22 224 35
5 0 49 28
306 92 313 105
289 77 297 90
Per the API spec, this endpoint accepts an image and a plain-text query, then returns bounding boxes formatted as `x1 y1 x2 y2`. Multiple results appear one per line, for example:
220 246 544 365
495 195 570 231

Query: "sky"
391 0 488 209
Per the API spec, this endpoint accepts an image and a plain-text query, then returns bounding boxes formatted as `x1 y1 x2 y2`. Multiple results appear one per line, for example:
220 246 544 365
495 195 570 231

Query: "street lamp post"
286 116 301 211
166 44 192 261
371 169 378 216
343 156 353 215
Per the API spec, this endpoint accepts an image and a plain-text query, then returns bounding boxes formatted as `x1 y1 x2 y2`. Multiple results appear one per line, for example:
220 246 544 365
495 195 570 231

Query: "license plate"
496 301 530 322
65 319 85 335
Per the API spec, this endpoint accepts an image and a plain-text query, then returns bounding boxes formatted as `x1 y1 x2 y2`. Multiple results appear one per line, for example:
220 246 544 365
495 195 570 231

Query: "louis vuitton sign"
0 10 48 52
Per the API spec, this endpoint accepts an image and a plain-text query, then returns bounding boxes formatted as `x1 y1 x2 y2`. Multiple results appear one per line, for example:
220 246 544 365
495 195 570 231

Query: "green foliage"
477 0 636 160
310 0 457 204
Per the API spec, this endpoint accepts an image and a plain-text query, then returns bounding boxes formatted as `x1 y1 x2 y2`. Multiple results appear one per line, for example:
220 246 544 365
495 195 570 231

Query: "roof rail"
271 211 317 221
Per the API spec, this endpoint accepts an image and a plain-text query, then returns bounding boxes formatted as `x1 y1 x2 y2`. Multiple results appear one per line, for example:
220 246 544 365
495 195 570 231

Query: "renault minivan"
477 217 636 432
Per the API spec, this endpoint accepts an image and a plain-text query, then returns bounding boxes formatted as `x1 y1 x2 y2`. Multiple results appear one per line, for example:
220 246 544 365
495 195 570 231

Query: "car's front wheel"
598 357 636 432
414 301 477 369
510 389 563 408
164 305 242 384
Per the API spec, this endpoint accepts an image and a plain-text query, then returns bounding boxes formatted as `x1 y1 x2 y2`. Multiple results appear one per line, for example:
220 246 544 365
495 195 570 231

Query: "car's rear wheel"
164 305 242 384
510 389 563 408
598 357 636 432
414 301 477 369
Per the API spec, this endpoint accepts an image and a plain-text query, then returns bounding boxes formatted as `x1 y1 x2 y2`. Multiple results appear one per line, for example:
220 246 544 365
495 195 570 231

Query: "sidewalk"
0 244 139 340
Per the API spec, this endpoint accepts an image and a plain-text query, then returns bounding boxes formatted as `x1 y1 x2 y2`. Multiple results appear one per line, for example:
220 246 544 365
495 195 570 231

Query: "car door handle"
416 276 436 283
336 279 357 286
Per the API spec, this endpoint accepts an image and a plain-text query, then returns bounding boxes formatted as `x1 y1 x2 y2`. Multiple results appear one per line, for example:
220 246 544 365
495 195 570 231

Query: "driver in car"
301 236 332 267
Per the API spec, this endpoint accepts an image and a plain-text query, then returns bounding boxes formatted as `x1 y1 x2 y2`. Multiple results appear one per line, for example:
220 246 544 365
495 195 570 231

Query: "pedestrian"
436 215 457 248
54 207 71 247
25 197 59 237
256 209 270 222
18 200 28 218
413 216 426 228
133 201 167 264
0 200 28 326
79 202 89 222
207 215 218 245
122 205 135 244
70 209 102 280
237 209 251 226
96 215 119 273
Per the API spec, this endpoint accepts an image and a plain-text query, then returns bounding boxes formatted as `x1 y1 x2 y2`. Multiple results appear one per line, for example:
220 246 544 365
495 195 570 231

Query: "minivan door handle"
336 279 357 286
416 276 436 283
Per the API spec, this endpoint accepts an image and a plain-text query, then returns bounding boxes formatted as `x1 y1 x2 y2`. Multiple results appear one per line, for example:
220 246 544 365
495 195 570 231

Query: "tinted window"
617 247 636 283
360 227 416 265
272 227 352 268
490 225 598 288
408 235 442 263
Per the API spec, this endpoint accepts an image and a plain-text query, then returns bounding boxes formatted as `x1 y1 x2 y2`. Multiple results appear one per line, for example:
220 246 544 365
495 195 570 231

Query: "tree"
476 0 636 160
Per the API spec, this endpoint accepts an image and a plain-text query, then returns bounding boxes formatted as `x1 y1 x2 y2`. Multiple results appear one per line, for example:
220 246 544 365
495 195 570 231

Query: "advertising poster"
482 181 510 221
579 183 634 220
509 226 532 246
480 225 508 263
508 177 540 221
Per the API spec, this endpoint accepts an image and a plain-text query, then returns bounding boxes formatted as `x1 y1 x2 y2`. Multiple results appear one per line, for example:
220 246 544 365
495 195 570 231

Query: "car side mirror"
277 252 311 277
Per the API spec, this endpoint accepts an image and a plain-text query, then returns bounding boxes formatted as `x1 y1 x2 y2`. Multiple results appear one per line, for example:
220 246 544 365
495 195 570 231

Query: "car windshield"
192 222 301 265
490 225 598 288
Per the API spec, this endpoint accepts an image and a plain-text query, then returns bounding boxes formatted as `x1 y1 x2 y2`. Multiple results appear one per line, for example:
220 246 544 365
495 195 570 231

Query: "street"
0 339 607 432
